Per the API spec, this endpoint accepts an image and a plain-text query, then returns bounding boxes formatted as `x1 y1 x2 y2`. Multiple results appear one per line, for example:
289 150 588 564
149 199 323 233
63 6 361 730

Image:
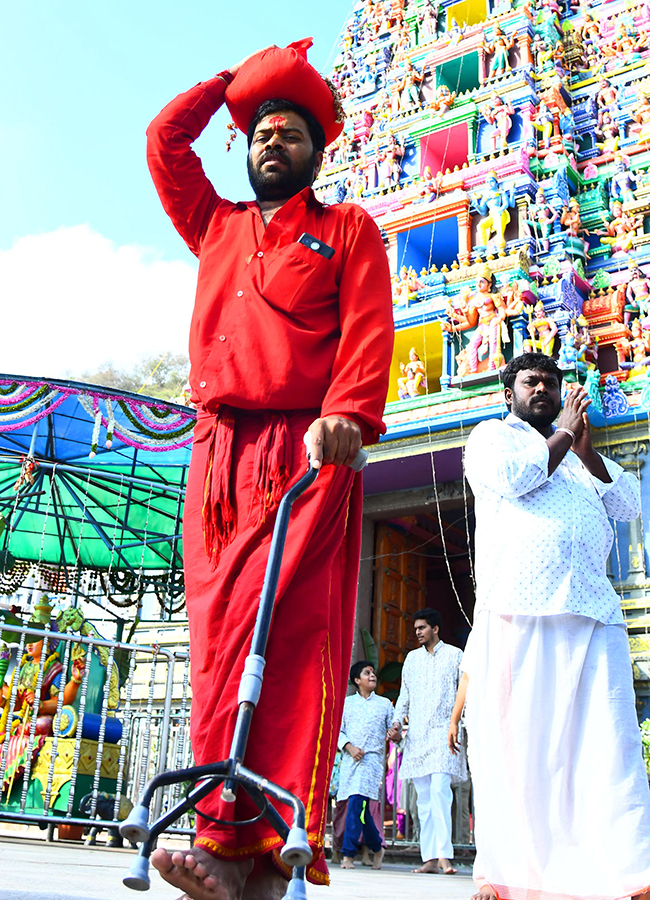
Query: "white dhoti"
464 611 650 900
412 772 453 861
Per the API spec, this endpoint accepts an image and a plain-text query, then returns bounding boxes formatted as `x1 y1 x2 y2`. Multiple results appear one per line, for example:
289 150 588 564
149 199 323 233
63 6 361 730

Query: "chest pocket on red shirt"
259 241 338 314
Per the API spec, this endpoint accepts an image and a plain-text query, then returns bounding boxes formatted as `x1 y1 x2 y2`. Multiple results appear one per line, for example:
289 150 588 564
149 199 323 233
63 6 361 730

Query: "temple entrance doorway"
370 512 474 694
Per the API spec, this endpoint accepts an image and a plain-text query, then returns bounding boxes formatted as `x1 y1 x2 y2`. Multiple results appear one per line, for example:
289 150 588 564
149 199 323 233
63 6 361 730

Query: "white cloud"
0 225 198 379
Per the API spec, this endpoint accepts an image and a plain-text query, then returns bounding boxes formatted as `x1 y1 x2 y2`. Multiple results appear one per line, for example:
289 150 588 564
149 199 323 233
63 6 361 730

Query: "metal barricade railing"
0 621 192 837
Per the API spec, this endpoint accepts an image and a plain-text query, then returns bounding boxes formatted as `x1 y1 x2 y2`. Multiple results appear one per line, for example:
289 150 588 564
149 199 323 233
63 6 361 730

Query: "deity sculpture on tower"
610 155 637 206
523 187 558 255
484 25 515 79
481 94 515 152
532 100 555 150
429 84 456 120
472 171 516 252
624 264 650 325
629 92 650 144
397 348 428 398
523 301 558 356
616 319 650 375
443 266 509 373
600 201 643 255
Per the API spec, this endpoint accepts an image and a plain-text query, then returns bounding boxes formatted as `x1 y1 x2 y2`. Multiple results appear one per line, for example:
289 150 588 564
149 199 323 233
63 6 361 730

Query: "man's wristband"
216 69 234 85
555 427 576 444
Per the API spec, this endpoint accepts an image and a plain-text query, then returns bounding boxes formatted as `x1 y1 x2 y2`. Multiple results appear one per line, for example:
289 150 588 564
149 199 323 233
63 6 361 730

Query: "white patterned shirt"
393 642 468 782
337 691 395 801
464 414 641 624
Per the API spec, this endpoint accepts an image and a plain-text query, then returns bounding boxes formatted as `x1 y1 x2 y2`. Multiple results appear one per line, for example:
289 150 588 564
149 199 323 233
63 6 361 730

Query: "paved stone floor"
0 835 475 900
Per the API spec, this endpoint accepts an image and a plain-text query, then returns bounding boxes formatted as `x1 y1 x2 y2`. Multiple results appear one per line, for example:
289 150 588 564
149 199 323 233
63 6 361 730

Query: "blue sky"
1 1 352 378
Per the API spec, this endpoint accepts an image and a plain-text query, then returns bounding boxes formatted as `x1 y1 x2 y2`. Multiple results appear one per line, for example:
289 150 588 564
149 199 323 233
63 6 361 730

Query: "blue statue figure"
558 332 588 374
601 374 630 417
610 155 638 206
472 171 516 251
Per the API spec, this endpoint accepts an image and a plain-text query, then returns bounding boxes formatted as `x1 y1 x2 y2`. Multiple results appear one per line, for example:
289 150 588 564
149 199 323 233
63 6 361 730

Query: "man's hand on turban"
228 45 278 78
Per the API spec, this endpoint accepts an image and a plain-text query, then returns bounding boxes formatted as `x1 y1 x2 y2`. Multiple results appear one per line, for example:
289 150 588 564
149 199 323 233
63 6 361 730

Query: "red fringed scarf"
202 408 292 568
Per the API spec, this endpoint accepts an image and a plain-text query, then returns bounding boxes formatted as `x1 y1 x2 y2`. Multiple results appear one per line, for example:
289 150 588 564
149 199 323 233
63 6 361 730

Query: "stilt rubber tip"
280 827 312 867
119 804 150 844
123 854 151 891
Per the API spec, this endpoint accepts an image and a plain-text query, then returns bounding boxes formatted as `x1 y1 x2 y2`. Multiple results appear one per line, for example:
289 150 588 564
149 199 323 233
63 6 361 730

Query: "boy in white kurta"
337 661 394 868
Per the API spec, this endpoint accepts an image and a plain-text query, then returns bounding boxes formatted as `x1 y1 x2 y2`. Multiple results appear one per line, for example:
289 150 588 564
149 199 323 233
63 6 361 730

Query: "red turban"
225 38 345 146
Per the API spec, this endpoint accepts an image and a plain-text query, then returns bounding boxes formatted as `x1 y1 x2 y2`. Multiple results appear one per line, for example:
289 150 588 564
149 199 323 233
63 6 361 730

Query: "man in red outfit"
146 41 394 900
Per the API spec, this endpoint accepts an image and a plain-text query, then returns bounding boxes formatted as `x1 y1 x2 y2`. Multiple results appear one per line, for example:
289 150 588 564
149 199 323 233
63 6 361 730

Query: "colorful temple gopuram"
318 0 650 716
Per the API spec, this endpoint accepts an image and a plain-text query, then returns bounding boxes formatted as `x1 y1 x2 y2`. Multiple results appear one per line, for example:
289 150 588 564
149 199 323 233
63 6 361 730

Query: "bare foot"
341 857 355 869
439 856 457 875
150 846 252 900
360 845 372 867
242 853 288 899
472 883 498 900
413 859 439 874
372 847 385 870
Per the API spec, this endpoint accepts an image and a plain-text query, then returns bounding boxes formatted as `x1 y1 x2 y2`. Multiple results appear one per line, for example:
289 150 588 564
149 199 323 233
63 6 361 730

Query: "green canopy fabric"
0 376 194 579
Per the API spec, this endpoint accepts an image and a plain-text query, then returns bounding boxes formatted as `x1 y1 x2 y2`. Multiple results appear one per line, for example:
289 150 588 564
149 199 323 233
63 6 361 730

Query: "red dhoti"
183 407 363 884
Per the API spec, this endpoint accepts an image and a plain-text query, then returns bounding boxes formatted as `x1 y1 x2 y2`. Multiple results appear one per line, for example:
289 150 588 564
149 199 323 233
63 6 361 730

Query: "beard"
510 394 560 429
247 148 316 201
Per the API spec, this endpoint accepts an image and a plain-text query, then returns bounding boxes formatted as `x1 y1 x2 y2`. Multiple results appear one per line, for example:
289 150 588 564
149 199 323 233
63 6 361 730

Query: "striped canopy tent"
0 376 195 617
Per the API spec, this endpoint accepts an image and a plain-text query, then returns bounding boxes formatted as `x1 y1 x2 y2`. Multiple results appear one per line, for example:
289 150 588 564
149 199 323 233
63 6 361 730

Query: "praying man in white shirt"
463 352 650 900
337 660 394 869
387 608 467 876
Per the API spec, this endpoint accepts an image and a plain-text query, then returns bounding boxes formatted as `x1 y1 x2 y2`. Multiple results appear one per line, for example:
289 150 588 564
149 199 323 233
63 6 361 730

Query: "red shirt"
147 77 394 444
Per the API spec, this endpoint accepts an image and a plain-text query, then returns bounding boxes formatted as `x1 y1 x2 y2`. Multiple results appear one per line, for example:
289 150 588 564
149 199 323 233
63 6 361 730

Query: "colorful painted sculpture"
523 301 558 356
630 92 650 144
481 94 515 152
559 107 578 155
579 11 600 45
444 17 465 45
624 265 650 325
558 331 589 374
444 267 510 373
444 285 473 330
532 100 555 150
600 201 643 255
617 319 650 374
595 111 620 153
419 166 441 202
392 265 423 306
503 278 527 316
485 25 515 79
0 602 85 792
472 171 516 251
610 155 638 205
418 0 439 41
596 78 619 113
397 60 423 111
606 22 647 65
397 347 428 398
523 187 558 254
571 315 598 369
379 132 405 188
532 35 555 73
465 269 508 372
430 84 456 120
560 197 582 238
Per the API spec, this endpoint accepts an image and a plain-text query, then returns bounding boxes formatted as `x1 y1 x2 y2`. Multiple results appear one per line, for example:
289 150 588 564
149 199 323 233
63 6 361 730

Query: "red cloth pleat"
202 407 236 569
203 409 293 567
249 413 292 527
